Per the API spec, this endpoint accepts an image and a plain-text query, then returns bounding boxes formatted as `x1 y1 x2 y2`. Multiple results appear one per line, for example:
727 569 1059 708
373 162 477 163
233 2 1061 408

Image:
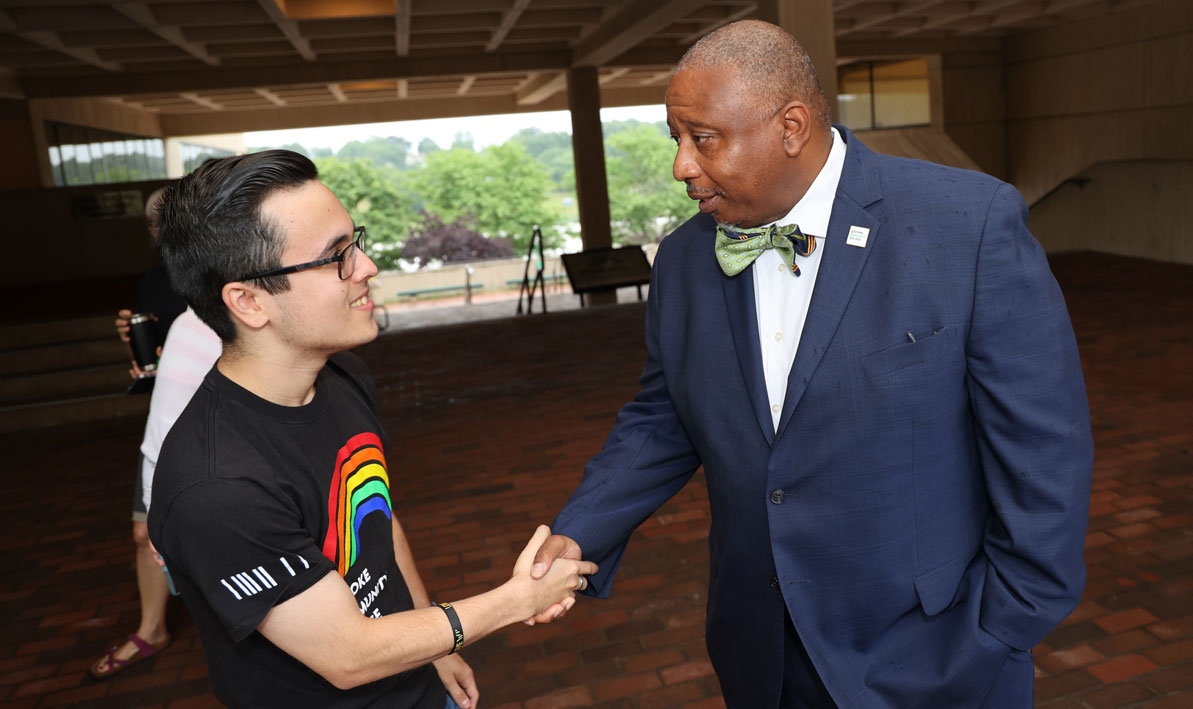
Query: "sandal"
88 633 170 679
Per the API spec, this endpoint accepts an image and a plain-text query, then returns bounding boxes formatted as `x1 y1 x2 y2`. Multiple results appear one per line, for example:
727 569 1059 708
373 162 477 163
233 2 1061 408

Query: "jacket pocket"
913 554 969 616
861 326 950 380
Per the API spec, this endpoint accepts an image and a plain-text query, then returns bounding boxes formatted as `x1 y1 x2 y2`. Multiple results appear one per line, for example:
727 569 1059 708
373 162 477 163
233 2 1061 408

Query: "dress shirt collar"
768 127 846 236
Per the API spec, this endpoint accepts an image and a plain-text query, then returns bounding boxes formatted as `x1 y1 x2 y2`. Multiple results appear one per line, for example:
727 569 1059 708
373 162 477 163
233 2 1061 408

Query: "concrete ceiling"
0 0 1155 131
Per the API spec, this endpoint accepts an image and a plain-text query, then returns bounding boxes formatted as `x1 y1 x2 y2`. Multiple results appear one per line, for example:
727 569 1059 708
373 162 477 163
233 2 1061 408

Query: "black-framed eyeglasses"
239 226 367 282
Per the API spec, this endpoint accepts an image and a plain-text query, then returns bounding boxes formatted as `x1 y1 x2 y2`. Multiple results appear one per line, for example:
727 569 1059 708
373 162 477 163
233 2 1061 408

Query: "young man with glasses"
148 150 594 709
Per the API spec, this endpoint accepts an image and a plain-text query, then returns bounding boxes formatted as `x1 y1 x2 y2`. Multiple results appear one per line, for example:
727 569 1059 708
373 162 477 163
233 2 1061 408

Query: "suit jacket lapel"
720 263 776 447
777 128 883 438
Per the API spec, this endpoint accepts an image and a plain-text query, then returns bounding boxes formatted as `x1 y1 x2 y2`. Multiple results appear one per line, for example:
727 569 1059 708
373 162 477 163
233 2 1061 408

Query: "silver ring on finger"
578 576 587 591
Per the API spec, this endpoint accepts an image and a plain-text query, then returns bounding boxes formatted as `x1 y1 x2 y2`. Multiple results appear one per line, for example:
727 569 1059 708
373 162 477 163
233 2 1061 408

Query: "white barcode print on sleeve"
220 579 243 600
221 563 281 600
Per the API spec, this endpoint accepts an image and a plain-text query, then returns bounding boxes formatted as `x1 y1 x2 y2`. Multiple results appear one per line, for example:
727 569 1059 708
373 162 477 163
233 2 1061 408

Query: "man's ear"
780 101 813 158
221 281 271 333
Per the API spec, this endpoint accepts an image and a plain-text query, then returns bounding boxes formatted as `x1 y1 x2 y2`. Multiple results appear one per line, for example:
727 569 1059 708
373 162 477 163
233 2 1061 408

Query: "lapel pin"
846 225 870 248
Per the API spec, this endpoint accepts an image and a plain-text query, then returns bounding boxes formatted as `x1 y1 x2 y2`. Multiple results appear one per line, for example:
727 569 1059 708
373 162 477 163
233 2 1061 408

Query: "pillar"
757 0 840 121
566 65 617 307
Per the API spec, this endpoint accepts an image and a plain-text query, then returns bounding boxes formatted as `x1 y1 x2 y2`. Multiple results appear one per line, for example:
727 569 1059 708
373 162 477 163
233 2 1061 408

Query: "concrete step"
0 314 116 350
0 338 129 377
0 364 131 407
0 391 148 433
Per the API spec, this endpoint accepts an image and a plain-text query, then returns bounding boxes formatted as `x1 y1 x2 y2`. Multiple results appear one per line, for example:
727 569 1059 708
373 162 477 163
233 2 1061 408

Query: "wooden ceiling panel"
306 36 396 52
203 40 301 57
56 28 165 47
0 50 89 67
3 5 138 32
408 31 488 48
0 0 1154 125
297 17 394 37
94 45 191 62
411 13 503 32
152 2 273 26
180 24 286 42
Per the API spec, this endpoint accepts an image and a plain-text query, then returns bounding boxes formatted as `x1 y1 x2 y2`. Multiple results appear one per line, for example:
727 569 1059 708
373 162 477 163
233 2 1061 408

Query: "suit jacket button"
770 489 785 504
770 575 780 590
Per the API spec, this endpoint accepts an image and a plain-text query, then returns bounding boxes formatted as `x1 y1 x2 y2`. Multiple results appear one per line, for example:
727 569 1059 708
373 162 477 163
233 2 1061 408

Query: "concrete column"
757 0 839 122
567 65 616 306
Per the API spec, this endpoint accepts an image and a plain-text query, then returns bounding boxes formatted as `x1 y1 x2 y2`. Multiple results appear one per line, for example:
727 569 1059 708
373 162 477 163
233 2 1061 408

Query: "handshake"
505 526 592 626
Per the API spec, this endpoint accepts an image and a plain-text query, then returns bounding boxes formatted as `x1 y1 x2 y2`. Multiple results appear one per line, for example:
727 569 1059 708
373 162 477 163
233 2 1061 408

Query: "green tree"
604 124 694 244
314 156 419 271
337 136 412 170
450 131 474 151
414 143 559 252
418 137 442 156
246 142 331 159
508 128 574 189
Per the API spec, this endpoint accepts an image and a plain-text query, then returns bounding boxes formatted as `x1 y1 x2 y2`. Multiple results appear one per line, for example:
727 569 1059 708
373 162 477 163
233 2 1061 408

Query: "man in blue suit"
531 19 1092 708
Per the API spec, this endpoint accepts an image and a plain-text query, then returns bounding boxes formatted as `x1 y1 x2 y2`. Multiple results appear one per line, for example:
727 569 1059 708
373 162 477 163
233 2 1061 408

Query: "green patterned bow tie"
715 223 818 277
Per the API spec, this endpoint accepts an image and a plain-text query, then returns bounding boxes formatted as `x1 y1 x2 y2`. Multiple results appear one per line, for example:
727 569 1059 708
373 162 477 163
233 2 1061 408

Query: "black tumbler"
128 313 159 372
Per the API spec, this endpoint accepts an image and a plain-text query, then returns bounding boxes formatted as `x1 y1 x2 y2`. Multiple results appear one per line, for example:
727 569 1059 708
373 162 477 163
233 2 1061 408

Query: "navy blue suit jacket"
553 127 1093 707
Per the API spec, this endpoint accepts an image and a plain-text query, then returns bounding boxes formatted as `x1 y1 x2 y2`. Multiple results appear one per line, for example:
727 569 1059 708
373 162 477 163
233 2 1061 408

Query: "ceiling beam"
158 85 668 136
180 92 222 110
679 4 757 45
0 8 122 72
638 69 672 86
328 83 348 102
457 75 476 95
572 0 693 67
19 50 574 99
111 2 221 66
395 0 411 56
837 0 950 37
515 71 566 105
891 0 1026 36
599 67 631 84
835 36 1002 56
486 0 532 52
397 78 408 98
255 87 286 106
254 0 316 61
955 0 1103 35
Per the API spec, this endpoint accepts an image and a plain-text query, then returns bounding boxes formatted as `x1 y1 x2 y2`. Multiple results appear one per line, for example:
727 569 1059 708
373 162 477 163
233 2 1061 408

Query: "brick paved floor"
0 251 1189 708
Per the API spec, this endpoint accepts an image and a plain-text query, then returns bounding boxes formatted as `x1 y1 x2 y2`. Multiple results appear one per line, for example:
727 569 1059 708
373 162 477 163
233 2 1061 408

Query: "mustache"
686 187 723 199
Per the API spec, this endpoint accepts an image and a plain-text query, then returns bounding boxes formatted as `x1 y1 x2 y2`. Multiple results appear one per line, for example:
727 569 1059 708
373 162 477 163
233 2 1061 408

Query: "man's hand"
525 533 584 625
432 654 478 709
115 308 133 343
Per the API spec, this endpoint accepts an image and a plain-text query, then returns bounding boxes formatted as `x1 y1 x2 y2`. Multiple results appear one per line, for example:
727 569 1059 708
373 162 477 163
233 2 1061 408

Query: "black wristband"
436 602 464 654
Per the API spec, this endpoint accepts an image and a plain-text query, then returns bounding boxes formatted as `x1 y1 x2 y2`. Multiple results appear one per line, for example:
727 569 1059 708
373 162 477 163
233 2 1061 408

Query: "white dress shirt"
753 127 847 431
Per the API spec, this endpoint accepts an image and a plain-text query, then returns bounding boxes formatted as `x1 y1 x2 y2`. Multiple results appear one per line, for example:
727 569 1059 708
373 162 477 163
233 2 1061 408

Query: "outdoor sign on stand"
516 225 548 315
561 246 652 306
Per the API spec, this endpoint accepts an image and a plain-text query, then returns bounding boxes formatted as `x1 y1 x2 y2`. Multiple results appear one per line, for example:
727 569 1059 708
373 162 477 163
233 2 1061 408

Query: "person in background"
91 187 212 679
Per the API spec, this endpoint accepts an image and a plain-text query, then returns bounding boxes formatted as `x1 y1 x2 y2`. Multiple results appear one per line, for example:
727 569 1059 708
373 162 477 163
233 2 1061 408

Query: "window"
45 121 166 186
837 58 931 132
179 141 236 174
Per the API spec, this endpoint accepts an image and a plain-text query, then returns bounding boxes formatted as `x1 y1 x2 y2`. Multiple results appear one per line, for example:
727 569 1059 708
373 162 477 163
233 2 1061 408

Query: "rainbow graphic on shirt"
321 432 392 577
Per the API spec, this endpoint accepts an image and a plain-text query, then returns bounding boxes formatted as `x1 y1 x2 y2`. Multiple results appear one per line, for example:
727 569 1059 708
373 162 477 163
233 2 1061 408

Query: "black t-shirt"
149 352 443 709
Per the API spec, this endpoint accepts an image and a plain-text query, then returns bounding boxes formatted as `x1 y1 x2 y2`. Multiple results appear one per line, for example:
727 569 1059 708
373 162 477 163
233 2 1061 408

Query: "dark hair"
156 150 318 343
676 19 832 129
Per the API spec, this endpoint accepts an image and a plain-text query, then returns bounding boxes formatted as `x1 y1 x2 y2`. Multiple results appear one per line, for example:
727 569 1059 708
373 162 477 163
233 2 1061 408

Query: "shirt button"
770 575 780 590
774 332 783 342
770 489 785 504
778 263 786 272
771 403 780 413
